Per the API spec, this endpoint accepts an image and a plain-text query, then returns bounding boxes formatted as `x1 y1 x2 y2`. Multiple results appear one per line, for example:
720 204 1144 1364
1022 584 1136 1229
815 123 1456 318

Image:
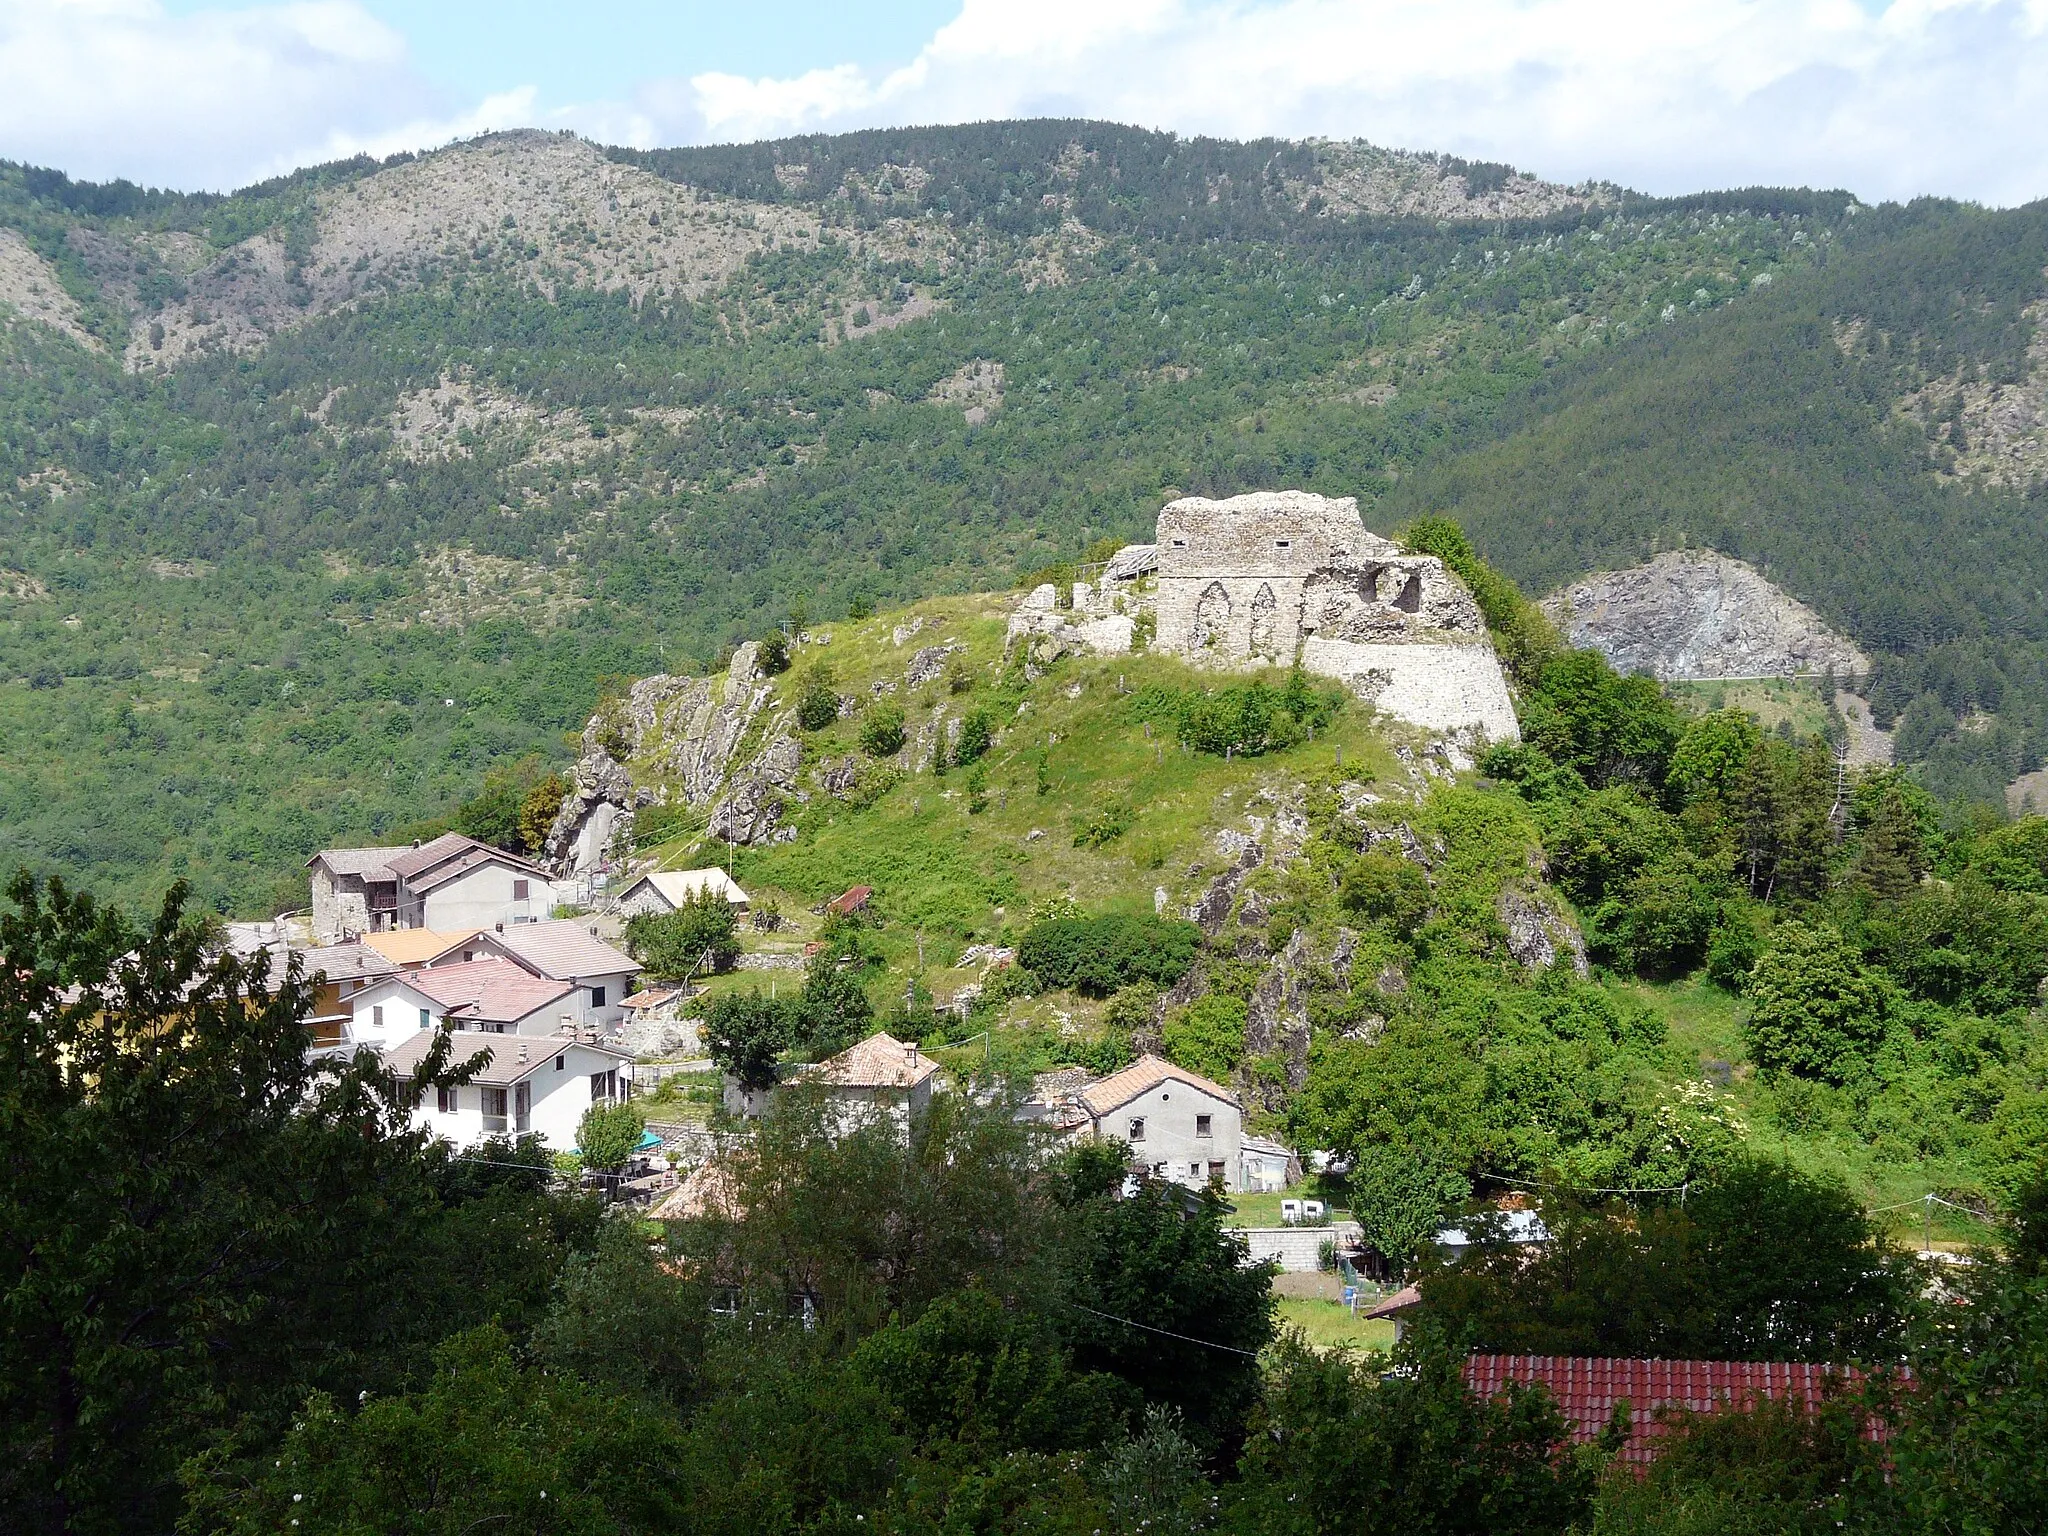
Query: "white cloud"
593 0 2048 204
0 0 444 189
1 0 2043 202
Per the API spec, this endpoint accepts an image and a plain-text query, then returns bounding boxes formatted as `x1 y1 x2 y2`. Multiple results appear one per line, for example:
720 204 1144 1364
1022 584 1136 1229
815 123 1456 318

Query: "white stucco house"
474 919 639 1028
342 958 580 1051
614 868 751 917
1240 1135 1303 1193
384 1029 633 1151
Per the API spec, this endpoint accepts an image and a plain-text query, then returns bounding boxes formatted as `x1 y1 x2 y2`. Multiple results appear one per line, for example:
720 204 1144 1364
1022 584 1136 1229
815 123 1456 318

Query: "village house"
342 957 579 1051
352 919 637 1027
798 1031 942 1131
383 1029 632 1151
614 868 751 918
306 832 558 943
1047 1054 1248 1192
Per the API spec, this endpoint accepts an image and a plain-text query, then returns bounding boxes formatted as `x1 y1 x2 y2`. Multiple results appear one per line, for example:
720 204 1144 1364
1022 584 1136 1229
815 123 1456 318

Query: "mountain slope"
0 124 2043 908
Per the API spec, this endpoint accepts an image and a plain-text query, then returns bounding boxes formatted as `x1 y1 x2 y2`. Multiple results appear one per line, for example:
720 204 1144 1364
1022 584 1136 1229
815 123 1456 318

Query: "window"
1209 1161 1226 1181
1127 1116 1146 1141
437 1084 457 1114
1190 1162 1202 1177
591 1069 617 1103
1170 538 1187 547
1196 1114 1212 1138
514 1081 530 1134
372 1004 384 1031
480 1087 508 1133
513 879 530 901
418 1007 429 1030
589 985 606 1009
1275 539 1292 549
555 1054 565 1071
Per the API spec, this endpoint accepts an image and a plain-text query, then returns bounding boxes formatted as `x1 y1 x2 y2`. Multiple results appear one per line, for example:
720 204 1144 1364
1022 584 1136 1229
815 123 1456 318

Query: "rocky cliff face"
1543 552 1869 681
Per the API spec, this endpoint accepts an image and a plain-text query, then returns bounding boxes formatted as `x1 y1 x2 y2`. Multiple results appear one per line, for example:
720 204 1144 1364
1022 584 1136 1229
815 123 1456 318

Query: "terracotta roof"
651 1161 743 1221
361 929 485 967
1079 1054 1238 1118
1461 1356 1871 1468
487 919 637 982
383 1029 627 1087
626 869 751 907
407 958 575 1026
802 1031 940 1090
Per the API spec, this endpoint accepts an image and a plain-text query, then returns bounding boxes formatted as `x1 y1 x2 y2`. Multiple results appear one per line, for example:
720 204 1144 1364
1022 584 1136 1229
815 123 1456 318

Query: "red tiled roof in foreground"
1462 1356 1872 1468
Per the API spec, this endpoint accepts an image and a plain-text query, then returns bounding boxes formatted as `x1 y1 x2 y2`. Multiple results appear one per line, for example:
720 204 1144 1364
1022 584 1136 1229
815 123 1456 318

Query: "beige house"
614 868 751 917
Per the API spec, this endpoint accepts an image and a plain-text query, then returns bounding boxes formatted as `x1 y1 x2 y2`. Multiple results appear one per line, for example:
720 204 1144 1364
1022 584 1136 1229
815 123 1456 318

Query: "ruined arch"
1248 582 1280 659
1193 581 1232 650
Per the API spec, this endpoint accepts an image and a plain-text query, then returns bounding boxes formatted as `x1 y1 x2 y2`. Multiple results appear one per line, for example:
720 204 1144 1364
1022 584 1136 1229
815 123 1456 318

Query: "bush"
1073 797 1134 848
1017 913 1200 998
858 701 906 757
954 707 995 765
795 662 840 731
625 891 739 978
756 630 791 675
1162 994 1247 1083
1341 852 1431 934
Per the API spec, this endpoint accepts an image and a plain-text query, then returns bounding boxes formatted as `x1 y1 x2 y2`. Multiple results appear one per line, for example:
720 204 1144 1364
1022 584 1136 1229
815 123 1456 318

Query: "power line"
1064 1301 1262 1358
1480 1172 1689 1197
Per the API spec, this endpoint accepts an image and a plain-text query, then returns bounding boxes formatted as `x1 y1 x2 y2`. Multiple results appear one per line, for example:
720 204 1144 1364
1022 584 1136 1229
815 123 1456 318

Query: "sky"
1 0 2045 204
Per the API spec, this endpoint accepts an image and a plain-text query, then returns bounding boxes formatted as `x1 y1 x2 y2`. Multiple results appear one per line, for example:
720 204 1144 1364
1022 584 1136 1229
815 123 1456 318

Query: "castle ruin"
1009 490 1520 742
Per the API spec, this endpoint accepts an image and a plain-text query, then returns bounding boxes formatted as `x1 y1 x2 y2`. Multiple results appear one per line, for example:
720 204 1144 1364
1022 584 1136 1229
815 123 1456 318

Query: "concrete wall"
1239 1221 1364 1273
1097 1079 1244 1191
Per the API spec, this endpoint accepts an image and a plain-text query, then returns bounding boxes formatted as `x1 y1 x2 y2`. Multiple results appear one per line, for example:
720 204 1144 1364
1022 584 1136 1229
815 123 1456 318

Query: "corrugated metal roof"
1102 543 1159 581
1461 1356 1871 1467
408 958 574 1025
383 1029 626 1087
1079 1054 1238 1117
489 919 637 982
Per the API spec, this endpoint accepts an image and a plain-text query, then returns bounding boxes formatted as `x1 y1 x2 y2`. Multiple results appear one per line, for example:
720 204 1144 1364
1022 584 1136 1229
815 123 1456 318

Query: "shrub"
1073 798 1133 848
576 1101 643 1173
757 630 790 675
954 706 995 765
1162 994 1247 1083
858 701 906 757
1705 905 1764 990
1017 914 1200 998
795 662 840 731
1340 852 1431 934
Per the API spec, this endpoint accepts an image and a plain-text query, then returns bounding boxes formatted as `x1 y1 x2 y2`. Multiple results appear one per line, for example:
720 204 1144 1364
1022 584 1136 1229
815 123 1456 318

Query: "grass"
1274 1296 1396 1354
1670 678 1838 738
1223 1187 1352 1228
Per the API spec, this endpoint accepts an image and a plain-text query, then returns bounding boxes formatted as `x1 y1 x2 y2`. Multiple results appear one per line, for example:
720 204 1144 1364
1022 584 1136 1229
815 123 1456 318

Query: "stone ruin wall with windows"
1010 490 1521 744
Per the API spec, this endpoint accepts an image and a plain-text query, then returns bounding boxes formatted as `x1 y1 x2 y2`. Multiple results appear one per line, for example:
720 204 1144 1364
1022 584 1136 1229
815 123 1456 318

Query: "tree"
575 1102 643 1174
0 876 479 1532
1230 1330 1594 1536
529 1221 709 1404
516 771 568 855
858 701 905 757
1349 1143 1469 1275
701 990 792 1093
1851 776 1928 900
1017 913 1201 998
756 629 791 675
1050 1143 1277 1452
792 954 875 1059
795 661 840 731
184 1325 688 1536
624 891 738 978
452 753 557 853
1743 920 1891 1081
1162 994 1248 1084
1666 709 1762 808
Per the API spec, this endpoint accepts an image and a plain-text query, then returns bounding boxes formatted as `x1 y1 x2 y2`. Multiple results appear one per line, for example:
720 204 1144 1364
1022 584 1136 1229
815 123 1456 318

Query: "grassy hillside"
1 125 2044 908
607 588 2046 1252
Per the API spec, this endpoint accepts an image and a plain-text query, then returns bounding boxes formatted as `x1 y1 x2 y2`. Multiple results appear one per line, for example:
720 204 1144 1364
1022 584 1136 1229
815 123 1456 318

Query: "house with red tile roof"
339 957 580 1052
1461 1356 1876 1468
1037 1054 1246 1192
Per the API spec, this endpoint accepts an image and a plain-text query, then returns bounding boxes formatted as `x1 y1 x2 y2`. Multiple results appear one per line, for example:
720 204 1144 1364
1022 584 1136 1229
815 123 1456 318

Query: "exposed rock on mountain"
1298 141 1609 222
0 230 99 350
1543 551 1869 681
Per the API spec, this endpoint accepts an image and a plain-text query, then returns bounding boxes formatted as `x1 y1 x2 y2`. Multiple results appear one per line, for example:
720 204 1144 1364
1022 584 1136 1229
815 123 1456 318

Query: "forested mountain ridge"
0 122 2043 912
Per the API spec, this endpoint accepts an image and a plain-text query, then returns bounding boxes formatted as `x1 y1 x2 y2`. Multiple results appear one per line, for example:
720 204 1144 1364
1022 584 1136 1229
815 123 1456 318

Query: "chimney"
906 1041 919 1066
560 1014 574 1034
410 838 421 848
517 1042 528 1064
495 922 504 933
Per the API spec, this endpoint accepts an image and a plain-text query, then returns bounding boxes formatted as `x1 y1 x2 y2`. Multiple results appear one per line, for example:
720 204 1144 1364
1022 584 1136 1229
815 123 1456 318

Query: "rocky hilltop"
1542 552 1870 681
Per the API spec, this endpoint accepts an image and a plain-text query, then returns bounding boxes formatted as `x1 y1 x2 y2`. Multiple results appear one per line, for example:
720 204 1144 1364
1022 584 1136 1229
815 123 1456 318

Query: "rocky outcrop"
1543 552 1869 681
1189 840 1265 934
706 735 802 847
1497 885 1589 977
1243 929 1317 1112
544 643 783 876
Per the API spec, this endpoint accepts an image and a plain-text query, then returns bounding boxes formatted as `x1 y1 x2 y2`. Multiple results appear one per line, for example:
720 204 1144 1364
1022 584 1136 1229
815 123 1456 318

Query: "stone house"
306 833 557 943
384 1030 632 1152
